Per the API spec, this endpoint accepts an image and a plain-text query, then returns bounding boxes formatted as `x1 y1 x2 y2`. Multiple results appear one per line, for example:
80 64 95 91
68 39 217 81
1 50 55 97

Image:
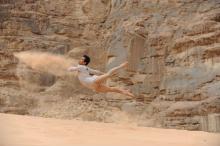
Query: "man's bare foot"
119 61 128 68
123 89 135 98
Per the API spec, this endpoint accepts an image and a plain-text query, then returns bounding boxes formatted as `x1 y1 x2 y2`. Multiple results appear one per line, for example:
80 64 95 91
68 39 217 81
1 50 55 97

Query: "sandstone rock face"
0 0 220 132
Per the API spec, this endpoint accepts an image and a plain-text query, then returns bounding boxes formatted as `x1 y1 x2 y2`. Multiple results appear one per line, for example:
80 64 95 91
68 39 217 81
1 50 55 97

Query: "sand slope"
0 113 219 146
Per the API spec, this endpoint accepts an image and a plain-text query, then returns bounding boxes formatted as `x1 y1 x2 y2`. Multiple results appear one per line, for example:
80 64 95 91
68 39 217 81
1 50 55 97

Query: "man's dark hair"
83 55 90 65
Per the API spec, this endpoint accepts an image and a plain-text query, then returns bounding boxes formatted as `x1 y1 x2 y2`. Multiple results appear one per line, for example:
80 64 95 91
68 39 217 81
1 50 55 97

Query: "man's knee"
94 85 107 92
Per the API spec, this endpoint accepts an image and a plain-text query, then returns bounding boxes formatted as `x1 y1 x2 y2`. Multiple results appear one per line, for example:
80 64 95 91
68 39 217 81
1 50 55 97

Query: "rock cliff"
0 0 220 132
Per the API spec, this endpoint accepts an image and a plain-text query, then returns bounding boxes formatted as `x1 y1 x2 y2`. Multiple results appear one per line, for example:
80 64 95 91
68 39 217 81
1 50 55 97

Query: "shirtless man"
68 55 135 98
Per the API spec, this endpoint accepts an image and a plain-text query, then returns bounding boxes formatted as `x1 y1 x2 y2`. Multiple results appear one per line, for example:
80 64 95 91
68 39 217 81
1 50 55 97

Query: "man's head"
79 55 90 65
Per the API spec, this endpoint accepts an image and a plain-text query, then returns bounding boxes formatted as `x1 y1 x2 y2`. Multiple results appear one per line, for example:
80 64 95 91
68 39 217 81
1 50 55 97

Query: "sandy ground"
0 113 219 146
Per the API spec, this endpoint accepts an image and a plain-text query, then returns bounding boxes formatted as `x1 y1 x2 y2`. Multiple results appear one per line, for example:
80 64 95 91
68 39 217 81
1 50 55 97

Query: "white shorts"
79 75 98 90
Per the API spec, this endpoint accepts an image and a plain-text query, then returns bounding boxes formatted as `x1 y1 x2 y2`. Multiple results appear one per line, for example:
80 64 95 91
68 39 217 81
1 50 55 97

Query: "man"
68 55 135 98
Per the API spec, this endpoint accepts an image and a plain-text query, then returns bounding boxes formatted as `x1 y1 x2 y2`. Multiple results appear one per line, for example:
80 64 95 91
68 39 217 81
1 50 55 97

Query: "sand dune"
0 113 219 146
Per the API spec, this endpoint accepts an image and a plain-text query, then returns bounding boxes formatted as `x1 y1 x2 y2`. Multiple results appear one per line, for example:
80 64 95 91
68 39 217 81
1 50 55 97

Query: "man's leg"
94 62 128 84
95 85 135 98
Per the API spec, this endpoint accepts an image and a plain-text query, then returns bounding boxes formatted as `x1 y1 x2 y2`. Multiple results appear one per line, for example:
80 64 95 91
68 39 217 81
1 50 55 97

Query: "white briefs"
68 65 99 90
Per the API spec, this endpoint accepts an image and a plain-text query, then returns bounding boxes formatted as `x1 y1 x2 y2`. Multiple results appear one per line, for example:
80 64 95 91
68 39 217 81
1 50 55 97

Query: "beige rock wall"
102 0 220 132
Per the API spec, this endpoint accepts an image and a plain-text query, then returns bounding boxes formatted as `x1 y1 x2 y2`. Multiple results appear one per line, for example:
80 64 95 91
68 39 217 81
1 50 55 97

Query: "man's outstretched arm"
88 68 105 75
67 66 79 72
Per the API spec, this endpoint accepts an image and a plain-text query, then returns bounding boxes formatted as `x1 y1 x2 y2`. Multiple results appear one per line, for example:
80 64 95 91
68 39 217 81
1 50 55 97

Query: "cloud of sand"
14 51 77 76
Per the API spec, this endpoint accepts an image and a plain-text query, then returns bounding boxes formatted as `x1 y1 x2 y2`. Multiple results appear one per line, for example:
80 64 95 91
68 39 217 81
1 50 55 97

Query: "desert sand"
0 113 219 146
